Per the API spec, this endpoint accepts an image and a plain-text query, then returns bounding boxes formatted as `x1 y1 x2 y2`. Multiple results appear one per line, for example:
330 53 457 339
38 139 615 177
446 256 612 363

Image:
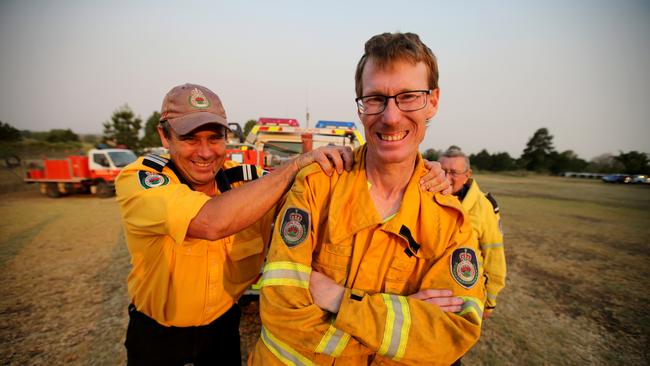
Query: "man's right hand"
409 289 464 312
293 146 354 176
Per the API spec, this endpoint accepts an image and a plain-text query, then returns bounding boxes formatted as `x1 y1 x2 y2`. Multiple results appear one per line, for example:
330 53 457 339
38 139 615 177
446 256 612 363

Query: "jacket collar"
328 147 442 259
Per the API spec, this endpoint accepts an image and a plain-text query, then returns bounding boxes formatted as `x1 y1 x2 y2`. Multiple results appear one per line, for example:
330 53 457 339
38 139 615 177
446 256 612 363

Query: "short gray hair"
440 145 470 170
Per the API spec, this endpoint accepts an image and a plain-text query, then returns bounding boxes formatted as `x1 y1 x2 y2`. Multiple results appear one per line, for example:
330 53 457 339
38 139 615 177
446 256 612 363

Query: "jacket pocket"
384 255 416 295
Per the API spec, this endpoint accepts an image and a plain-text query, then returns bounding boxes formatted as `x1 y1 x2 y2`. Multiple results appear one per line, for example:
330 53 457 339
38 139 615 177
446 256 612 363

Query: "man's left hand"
420 160 451 194
309 270 345 313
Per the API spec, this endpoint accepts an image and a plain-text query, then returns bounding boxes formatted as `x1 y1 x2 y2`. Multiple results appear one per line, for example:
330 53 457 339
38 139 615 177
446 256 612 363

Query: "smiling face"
359 57 439 167
158 124 227 194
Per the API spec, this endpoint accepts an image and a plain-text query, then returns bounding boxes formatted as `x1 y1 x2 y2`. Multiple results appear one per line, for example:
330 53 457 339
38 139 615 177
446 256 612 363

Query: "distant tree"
0 121 21 141
549 150 588 175
243 119 258 138
490 152 517 171
422 148 439 161
102 105 142 149
615 151 649 174
80 134 100 144
588 153 623 173
469 150 517 171
521 127 555 172
45 128 80 143
140 111 162 147
470 149 492 170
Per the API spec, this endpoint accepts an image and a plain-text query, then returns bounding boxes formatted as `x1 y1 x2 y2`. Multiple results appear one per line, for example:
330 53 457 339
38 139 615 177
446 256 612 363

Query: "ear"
467 168 473 178
157 126 170 149
426 88 440 120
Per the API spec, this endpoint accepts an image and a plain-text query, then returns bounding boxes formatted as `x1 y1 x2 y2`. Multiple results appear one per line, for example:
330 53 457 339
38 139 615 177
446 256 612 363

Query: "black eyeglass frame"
355 89 432 115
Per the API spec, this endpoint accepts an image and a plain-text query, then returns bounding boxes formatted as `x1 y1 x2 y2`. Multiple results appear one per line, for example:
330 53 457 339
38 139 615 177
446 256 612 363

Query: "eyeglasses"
355 90 431 115
443 169 469 178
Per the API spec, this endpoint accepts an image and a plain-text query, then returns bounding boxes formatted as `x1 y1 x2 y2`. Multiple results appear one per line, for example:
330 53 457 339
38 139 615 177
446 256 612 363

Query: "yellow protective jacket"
116 154 272 327
250 146 485 366
460 179 506 315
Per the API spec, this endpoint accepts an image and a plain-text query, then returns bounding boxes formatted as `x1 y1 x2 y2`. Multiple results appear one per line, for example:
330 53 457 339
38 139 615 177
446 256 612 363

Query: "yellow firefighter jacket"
460 179 506 315
116 154 272 327
250 146 485 366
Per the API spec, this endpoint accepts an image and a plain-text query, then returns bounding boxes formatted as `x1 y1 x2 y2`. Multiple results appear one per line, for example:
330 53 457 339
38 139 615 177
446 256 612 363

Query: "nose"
381 98 402 125
196 140 214 159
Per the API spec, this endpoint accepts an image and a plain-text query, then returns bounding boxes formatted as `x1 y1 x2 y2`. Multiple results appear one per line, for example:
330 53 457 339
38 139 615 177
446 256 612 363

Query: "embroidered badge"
138 171 170 189
189 88 211 109
280 207 310 247
450 248 479 289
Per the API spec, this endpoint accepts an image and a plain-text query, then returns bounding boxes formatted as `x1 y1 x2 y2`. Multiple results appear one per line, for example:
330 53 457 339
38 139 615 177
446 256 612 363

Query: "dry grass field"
0 169 648 365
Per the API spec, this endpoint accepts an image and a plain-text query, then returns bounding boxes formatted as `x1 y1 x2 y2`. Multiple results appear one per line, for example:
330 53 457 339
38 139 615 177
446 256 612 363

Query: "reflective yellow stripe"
314 323 351 357
456 296 484 326
259 261 311 288
378 294 411 360
481 242 504 250
261 326 316 366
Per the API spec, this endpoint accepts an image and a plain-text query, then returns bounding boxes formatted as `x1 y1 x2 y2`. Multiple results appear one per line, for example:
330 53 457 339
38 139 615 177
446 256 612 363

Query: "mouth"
377 131 409 142
192 160 213 168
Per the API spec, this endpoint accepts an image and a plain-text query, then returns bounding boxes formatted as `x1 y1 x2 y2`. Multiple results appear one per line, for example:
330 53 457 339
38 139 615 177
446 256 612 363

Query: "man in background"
439 145 506 318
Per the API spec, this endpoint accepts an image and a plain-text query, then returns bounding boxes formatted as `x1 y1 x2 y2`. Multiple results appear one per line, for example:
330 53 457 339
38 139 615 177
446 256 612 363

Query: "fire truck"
24 148 137 198
231 117 364 171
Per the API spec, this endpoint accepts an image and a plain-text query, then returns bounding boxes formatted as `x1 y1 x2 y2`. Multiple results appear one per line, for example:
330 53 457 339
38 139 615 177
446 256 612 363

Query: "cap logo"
189 88 211 109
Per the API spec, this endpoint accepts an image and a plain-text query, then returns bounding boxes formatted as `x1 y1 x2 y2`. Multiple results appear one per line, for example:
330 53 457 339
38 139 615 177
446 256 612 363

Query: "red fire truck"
24 148 137 198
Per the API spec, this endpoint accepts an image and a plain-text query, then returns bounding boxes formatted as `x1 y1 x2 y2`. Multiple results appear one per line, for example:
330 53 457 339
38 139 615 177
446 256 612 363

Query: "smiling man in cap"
115 82 451 365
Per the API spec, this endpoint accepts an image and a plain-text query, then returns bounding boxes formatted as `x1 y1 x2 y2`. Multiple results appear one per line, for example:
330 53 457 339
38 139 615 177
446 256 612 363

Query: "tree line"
424 128 648 175
2 110 648 174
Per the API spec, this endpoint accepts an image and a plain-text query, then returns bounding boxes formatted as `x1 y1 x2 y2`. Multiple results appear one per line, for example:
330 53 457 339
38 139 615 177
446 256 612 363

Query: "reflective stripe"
259 262 311 288
144 154 168 165
487 292 497 301
261 326 315 366
480 242 504 250
456 296 484 326
242 164 253 181
314 323 351 357
378 294 411 360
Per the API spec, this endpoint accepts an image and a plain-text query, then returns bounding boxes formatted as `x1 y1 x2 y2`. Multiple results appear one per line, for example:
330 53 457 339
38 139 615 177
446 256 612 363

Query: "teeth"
194 161 211 167
379 132 407 141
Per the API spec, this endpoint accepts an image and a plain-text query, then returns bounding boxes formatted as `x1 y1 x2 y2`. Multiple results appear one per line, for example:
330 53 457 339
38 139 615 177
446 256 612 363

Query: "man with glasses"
251 32 485 365
439 146 506 320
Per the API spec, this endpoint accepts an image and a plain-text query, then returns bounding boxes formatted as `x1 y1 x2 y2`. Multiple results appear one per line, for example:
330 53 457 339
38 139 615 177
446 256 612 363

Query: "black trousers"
125 304 241 366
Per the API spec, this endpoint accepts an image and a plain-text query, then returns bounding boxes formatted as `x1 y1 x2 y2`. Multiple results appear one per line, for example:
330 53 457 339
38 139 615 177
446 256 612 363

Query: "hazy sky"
1 0 648 160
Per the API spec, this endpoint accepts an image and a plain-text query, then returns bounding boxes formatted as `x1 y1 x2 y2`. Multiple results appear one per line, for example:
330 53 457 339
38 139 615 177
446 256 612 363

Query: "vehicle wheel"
3 154 21 168
45 183 62 198
96 181 114 198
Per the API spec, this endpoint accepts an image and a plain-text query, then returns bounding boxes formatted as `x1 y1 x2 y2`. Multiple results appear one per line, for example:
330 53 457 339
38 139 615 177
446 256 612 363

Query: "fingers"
304 146 353 176
409 289 453 300
420 160 450 193
340 146 354 171
409 289 464 312
438 305 463 313
311 150 335 176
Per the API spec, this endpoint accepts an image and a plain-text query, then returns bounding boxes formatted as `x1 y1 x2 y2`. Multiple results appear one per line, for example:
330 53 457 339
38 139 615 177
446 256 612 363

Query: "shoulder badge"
142 154 169 172
486 192 499 213
280 207 310 248
138 171 170 189
450 248 479 289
